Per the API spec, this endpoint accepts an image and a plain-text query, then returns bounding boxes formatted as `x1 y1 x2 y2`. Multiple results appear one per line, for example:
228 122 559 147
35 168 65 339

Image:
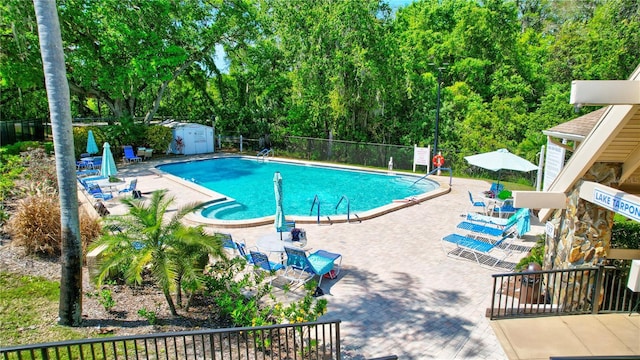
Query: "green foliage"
145 125 173 154
0 272 87 345
137 308 158 325
611 214 640 249
101 118 147 149
204 257 327 330
3 0 640 168
87 288 116 312
0 141 52 156
90 190 225 315
515 236 545 271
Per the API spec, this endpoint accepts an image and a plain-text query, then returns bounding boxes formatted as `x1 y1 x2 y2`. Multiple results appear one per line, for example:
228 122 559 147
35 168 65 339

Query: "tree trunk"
33 0 83 327
163 287 178 316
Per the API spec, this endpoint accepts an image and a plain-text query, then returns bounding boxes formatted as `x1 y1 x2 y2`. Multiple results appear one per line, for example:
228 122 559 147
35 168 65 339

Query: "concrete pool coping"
153 155 452 228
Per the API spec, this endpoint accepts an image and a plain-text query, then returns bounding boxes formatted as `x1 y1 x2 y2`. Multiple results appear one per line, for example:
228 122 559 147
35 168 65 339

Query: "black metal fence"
0 320 341 360
489 265 638 320
0 119 47 145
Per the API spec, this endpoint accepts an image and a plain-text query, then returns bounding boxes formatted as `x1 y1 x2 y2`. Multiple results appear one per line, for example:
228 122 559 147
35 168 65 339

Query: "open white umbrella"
465 148 537 184
86 130 99 155
100 142 118 178
273 171 287 239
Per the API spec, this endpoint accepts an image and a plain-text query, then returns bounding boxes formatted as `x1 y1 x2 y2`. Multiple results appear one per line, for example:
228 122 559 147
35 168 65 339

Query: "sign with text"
593 188 640 222
543 142 565 191
413 145 431 172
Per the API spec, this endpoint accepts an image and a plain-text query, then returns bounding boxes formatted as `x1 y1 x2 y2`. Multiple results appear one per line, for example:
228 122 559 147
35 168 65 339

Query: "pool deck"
94 154 639 360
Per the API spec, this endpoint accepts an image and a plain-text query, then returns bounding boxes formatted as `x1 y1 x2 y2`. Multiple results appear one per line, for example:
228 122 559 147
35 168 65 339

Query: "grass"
0 271 88 347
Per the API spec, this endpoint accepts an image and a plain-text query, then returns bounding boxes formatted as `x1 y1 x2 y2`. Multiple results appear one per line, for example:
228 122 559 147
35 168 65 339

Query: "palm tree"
33 0 83 326
90 190 226 316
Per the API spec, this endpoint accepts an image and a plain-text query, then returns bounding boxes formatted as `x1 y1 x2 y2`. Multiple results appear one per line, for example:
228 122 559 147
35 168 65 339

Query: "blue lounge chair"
123 146 142 163
464 208 531 238
441 232 512 268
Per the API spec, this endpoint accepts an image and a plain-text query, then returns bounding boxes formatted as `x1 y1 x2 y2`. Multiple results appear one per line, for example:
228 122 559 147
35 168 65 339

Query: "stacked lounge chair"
441 208 531 269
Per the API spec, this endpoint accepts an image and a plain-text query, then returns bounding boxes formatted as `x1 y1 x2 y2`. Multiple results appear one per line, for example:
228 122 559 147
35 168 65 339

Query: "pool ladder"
256 148 274 161
309 194 359 224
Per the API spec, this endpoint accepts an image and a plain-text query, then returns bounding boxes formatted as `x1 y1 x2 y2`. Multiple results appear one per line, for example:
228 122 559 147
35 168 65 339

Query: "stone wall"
545 163 620 310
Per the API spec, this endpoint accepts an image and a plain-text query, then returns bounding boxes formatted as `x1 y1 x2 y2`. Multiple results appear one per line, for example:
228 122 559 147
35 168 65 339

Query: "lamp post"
429 63 448 156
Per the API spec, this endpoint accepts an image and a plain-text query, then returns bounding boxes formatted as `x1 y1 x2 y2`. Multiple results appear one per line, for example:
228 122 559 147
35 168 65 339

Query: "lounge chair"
123 146 142 163
441 232 512 269
465 208 531 238
283 246 342 289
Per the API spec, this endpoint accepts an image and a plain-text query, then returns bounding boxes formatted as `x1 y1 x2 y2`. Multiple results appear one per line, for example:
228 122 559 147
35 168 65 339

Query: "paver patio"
101 155 544 359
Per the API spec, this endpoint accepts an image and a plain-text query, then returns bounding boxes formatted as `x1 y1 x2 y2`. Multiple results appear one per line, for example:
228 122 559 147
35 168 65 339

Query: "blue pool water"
156 157 437 220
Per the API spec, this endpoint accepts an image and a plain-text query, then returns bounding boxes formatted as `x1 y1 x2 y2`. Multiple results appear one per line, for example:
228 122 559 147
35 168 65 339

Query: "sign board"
413 145 431 172
592 187 640 222
543 141 565 191
545 221 555 238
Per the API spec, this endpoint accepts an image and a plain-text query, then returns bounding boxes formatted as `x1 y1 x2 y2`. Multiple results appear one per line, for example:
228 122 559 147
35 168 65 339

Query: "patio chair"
283 246 342 289
123 145 142 163
87 184 113 201
468 191 488 214
117 178 138 196
494 198 517 218
249 251 284 284
490 182 504 195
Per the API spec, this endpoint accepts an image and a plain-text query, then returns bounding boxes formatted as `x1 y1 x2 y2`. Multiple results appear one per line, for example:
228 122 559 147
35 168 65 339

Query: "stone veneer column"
545 163 620 310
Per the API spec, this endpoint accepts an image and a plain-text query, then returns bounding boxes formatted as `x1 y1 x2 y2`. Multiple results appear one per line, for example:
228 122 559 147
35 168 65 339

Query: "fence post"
592 265 606 314
240 135 243 153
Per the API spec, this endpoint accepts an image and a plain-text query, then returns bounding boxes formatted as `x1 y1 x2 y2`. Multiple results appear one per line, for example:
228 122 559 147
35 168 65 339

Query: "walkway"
101 155 637 359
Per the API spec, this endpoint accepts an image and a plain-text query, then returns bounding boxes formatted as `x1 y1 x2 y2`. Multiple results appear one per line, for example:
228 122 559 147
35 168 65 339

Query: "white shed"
164 122 215 155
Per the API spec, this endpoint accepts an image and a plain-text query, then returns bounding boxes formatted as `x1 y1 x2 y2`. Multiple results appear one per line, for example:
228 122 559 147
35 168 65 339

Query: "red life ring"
432 154 445 167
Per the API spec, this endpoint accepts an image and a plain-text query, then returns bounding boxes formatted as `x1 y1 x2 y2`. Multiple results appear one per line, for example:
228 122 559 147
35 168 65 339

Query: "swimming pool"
156 157 440 222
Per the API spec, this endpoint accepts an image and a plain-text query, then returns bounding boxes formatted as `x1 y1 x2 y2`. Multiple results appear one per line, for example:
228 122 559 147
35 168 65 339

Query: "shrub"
7 192 102 256
515 236 545 271
612 214 640 249
16 148 58 192
146 125 173 154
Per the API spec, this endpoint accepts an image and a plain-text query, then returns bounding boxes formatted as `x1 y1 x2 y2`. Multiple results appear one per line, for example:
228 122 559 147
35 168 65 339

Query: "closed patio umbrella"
465 148 537 185
273 171 286 239
100 142 118 178
86 130 99 155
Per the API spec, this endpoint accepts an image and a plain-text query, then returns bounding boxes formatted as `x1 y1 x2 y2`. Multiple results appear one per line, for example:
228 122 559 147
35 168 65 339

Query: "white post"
536 145 545 192
218 134 221 149
240 135 243 153
413 144 417 172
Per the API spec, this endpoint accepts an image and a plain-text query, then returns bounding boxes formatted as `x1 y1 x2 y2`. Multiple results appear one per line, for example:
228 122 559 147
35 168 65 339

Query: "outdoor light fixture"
429 63 448 156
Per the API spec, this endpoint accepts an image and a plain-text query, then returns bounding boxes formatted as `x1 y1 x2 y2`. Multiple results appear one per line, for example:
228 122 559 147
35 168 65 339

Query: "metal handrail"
489 265 638 320
335 195 350 223
411 167 453 186
256 148 273 161
310 194 321 223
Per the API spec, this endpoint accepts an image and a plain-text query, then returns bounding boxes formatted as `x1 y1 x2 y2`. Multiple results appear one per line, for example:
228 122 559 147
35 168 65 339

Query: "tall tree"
32 0 83 326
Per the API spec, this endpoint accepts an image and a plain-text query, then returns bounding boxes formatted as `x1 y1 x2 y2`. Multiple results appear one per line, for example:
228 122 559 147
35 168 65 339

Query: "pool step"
202 201 247 219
